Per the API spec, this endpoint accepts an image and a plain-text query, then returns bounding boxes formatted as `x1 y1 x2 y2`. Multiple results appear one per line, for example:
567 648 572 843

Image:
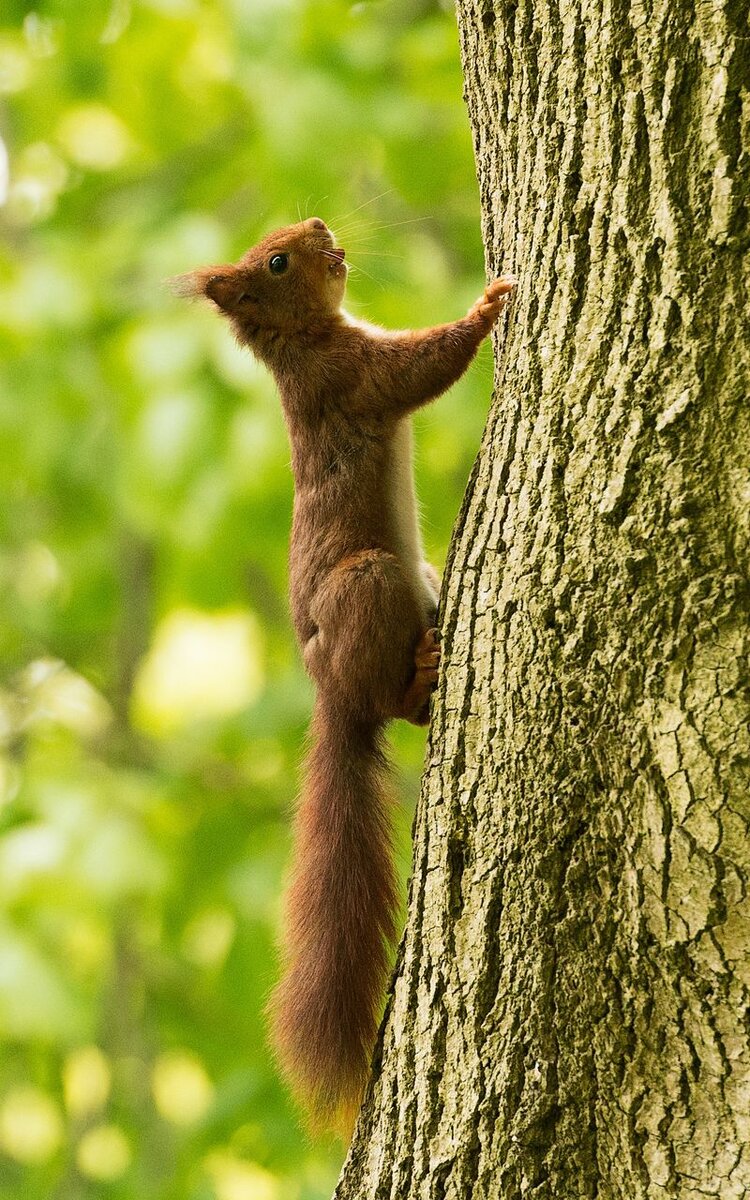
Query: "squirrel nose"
308 217 328 231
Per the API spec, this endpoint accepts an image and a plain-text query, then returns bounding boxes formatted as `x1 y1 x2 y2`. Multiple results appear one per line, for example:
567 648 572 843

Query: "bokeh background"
0 1 491 1196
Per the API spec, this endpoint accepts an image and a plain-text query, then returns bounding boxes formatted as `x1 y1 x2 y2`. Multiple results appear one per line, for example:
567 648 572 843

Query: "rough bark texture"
335 0 749 1196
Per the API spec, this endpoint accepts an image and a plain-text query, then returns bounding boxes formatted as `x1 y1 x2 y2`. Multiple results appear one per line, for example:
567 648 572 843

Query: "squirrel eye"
269 253 289 275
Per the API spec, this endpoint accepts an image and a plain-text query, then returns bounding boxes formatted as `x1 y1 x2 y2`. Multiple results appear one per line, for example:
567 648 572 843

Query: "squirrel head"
173 218 348 342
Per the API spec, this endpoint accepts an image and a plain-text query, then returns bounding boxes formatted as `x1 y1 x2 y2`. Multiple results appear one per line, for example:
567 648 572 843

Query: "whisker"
361 216 431 232
328 215 385 234
345 262 383 288
326 222 371 240
332 216 430 244
317 246 389 288
328 188 395 226
342 249 404 258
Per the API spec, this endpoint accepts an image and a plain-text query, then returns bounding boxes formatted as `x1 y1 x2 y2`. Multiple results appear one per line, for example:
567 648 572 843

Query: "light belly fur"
387 420 438 618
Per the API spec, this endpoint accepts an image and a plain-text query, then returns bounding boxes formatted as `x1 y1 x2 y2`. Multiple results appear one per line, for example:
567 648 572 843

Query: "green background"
0 1 491 1195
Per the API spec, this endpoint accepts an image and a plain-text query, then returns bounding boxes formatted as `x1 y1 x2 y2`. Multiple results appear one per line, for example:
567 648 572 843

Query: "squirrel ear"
168 265 240 308
204 273 247 313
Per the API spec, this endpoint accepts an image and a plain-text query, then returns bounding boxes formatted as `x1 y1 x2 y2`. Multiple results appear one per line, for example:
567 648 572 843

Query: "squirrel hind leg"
399 627 441 725
307 550 424 724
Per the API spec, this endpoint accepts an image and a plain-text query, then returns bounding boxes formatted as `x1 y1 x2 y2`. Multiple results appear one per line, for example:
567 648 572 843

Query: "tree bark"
335 0 749 1195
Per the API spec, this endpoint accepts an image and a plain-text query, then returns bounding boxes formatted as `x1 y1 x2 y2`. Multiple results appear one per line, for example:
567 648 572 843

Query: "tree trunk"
335 0 749 1195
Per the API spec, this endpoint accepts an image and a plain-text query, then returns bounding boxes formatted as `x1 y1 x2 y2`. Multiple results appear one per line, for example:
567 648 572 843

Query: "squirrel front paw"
470 274 518 328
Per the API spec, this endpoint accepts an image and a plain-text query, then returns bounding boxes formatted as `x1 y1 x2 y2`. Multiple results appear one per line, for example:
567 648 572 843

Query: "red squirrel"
176 217 515 1127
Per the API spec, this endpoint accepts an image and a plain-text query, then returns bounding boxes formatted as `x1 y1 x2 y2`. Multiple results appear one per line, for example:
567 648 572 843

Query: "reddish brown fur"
177 217 515 1126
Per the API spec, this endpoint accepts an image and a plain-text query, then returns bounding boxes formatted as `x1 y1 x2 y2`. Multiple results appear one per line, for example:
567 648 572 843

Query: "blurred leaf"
0 922 84 1039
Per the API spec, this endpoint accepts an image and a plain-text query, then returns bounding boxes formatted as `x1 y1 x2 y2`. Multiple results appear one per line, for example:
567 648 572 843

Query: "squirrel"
175 217 516 1129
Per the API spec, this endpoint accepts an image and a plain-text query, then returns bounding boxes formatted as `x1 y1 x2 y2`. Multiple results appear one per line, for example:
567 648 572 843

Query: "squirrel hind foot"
399 627 441 725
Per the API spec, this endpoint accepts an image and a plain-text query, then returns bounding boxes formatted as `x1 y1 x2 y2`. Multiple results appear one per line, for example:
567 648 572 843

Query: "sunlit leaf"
63 1045 111 1117
181 906 236 968
0 1087 63 1164
56 104 136 171
152 1050 214 1125
132 608 265 734
76 1123 132 1181
204 1152 280 1200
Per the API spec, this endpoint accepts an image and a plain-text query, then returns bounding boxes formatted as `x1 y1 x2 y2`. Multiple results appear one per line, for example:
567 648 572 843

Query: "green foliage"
0 1 489 1195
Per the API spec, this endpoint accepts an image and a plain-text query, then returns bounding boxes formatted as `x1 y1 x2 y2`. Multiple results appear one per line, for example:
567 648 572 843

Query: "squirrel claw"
400 628 442 725
486 274 518 298
470 274 518 327
415 626 440 670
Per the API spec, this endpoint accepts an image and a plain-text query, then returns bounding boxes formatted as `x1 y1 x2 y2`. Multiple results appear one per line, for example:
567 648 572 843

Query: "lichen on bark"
335 0 750 1194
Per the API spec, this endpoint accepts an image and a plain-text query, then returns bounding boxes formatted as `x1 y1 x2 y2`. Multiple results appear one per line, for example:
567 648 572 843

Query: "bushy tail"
270 697 399 1129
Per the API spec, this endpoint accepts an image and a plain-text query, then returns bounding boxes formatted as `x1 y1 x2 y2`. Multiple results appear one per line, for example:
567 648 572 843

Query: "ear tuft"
168 270 208 299
168 264 236 301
